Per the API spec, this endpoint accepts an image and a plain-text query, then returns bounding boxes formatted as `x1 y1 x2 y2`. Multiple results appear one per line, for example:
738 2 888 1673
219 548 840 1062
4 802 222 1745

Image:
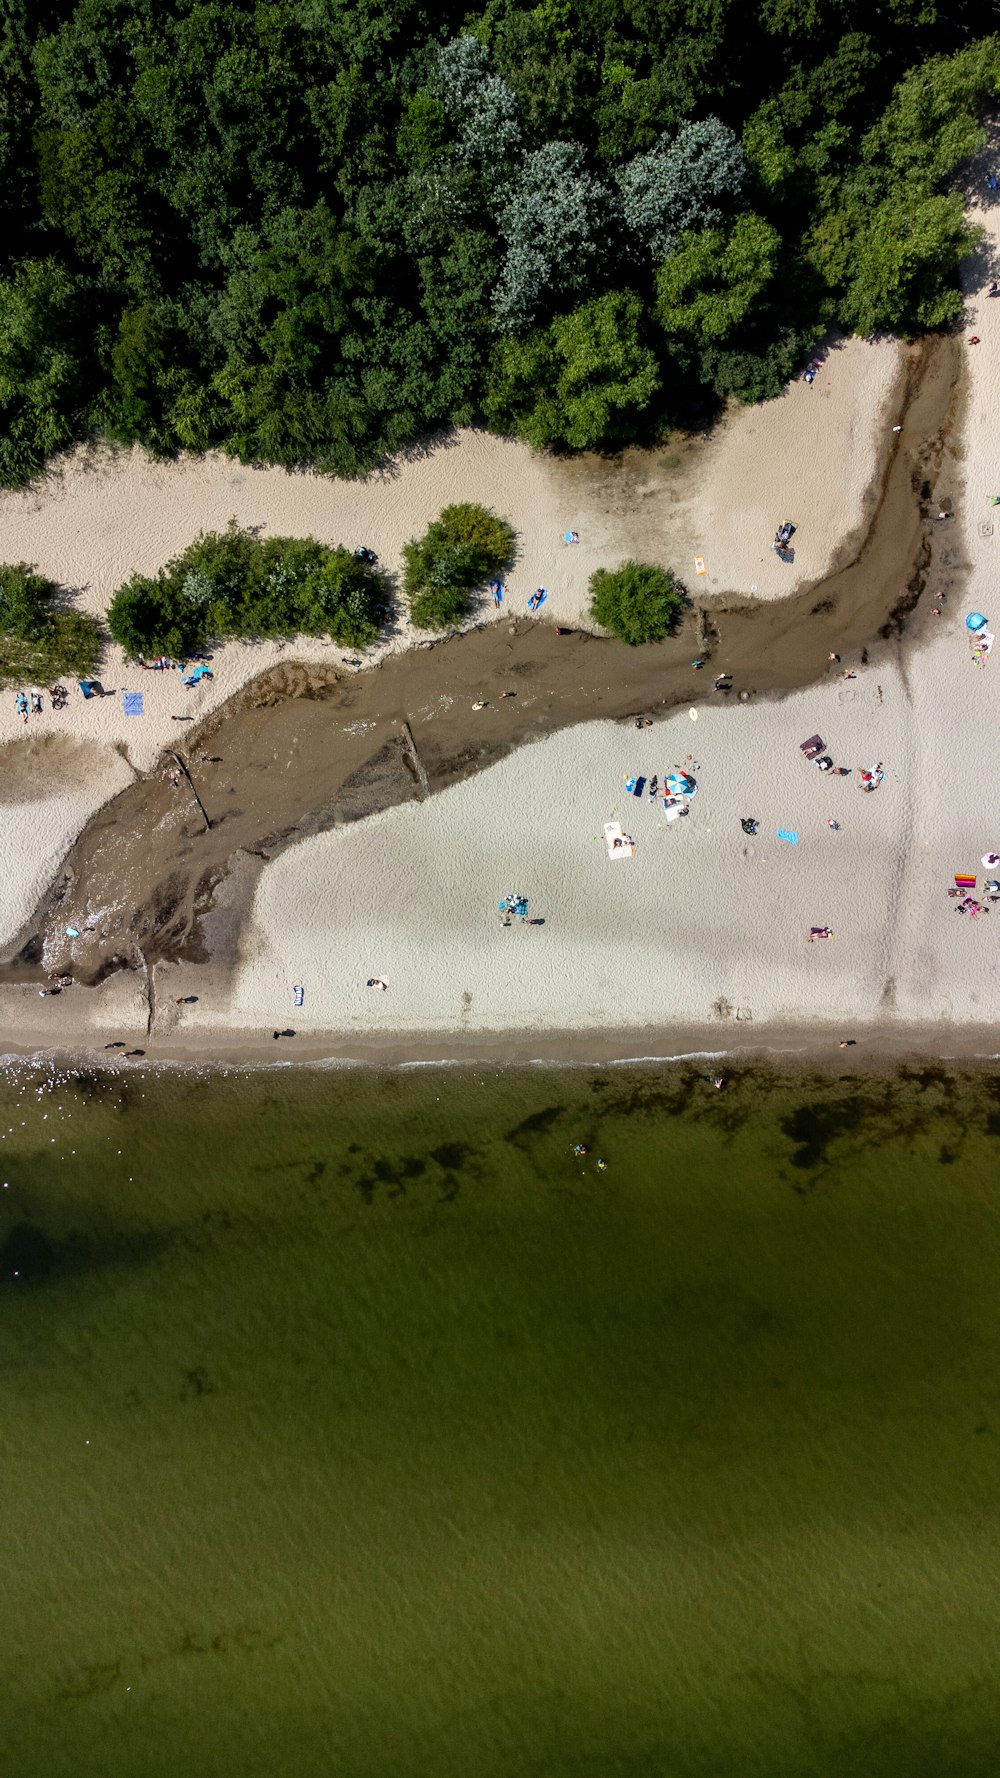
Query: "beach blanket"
955 875 977 889
777 828 799 845
694 555 706 574
123 692 144 716
604 821 635 859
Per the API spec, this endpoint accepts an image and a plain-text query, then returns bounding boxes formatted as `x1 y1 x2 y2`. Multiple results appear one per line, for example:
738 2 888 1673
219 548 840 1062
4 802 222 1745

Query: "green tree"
485 291 659 450
588 560 685 645
396 92 448 168
0 258 89 485
860 38 1000 193
403 503 514 629
820 194 978 336
655 215 781 346
107 526 386 655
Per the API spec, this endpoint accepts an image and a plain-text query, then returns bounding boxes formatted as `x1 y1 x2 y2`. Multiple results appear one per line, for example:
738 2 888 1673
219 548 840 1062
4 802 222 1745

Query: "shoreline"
2 1010 999 1077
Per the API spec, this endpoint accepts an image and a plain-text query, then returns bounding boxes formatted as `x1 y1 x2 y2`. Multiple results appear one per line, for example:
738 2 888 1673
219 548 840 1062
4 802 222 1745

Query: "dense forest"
0 0 996 486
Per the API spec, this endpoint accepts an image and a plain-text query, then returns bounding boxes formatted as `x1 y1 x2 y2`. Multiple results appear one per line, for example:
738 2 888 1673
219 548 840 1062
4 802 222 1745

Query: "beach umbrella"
664 771 697 798
966 612 988 632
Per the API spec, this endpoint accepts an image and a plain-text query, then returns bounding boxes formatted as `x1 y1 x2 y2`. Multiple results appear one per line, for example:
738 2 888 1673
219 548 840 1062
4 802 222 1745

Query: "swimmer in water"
714 1075 724 1089
596 1158 607 1171
573 1144 589 1156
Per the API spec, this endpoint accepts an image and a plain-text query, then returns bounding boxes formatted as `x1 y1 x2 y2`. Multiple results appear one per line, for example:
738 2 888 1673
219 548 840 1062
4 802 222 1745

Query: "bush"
0 563 101 683
403 503 514 629
589 560 685 644
106 524 388 657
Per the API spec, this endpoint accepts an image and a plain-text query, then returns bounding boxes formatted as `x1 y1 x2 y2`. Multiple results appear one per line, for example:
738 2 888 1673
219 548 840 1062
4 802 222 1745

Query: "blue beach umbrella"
664 771 697 798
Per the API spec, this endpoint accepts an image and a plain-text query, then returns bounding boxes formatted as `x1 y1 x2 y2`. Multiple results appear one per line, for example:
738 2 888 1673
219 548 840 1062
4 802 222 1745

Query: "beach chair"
293 985 305 1008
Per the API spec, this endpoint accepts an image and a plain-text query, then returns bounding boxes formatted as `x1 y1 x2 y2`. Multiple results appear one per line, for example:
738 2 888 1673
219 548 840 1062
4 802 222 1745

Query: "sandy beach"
0 219 994 1061
0 334 898 950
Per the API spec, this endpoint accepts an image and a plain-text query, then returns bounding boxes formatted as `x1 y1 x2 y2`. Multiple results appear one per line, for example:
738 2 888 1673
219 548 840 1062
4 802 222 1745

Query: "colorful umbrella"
664 771 697 798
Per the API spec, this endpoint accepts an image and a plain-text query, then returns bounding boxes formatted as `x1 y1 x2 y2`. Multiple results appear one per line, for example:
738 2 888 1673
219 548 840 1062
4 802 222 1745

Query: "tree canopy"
403 503 514 628
0 3 992 486
589 561 686 645
106 524 388 657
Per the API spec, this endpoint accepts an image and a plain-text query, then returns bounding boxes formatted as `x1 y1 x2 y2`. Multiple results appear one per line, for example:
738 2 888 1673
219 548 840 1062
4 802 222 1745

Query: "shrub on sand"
0 564 100 684
588 560 685 645
403 503 514 629
106 523 387 657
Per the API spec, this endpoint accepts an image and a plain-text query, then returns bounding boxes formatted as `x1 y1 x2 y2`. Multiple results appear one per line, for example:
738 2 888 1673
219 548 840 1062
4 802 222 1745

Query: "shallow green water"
2 1059 1000 1778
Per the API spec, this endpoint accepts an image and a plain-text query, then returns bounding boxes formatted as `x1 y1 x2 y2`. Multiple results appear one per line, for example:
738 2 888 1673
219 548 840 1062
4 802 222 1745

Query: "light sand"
0 335 899 953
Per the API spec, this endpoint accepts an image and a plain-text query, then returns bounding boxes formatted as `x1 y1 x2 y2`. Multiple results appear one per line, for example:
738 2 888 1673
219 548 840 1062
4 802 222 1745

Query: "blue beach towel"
777 828 799 845
123 691 144 716
528 590 547 611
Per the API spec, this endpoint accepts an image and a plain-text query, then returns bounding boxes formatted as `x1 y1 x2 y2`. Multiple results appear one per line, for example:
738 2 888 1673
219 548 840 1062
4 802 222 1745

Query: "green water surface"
1 1060 999 1777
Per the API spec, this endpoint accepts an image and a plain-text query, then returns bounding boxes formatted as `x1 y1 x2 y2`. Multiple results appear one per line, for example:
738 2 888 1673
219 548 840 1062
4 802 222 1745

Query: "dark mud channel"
2 336 963 989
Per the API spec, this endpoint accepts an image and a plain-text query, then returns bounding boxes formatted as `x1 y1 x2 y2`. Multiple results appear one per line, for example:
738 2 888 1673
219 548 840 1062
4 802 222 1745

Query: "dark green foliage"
0 562 101 683
106 524 387 656
589 561 685 645
403 503 514 629
0 5 991 486
485 292 660 449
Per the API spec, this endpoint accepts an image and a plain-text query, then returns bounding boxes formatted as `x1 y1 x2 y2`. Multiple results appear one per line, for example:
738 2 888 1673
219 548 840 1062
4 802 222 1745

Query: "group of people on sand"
14 687 65 722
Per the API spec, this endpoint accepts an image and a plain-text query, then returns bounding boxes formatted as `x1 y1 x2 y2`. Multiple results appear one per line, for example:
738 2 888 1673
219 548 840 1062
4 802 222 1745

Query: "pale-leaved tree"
493 141 612 334
618 117 748 261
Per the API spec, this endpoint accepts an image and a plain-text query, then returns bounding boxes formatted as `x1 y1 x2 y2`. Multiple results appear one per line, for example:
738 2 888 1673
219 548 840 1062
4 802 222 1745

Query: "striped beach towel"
955 874 977 889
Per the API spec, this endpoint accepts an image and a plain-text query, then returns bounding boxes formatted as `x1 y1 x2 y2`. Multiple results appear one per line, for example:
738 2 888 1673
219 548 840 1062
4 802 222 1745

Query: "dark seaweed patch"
429 1142 471 1171
505 1107 564 1144
0 1221 55 1284
781 1095 868 1170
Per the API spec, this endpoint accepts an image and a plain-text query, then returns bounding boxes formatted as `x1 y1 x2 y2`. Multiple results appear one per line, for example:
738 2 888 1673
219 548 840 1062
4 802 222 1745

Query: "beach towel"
694 555 706 575
123 692 143 716
528 590 547 611
632 776 646 798
777 828 799 845
955 875 977 889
